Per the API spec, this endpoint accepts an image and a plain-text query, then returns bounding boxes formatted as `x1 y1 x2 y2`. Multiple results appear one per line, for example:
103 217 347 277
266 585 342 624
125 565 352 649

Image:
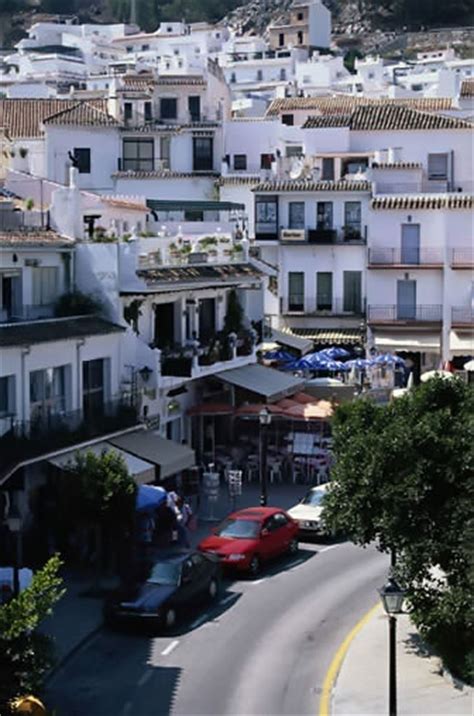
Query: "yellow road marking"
318 603 381 716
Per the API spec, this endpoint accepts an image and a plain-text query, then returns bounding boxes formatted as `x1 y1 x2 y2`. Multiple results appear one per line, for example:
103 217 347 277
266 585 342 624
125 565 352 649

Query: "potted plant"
18 147 28 158
25 198 34 211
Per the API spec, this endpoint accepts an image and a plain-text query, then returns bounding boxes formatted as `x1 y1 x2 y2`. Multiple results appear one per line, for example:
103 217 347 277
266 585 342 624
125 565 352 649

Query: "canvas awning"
449 330 474 356
374 331 441 352
146 200 245 212
271 329 312 355
48 441 156 485
217 364 305 403
109 431 195 480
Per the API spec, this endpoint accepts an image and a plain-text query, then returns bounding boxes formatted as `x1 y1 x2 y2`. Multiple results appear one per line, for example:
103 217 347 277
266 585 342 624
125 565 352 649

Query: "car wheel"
163 607 177 629
288 538 299 555
207 578 219 601
249 555 261 577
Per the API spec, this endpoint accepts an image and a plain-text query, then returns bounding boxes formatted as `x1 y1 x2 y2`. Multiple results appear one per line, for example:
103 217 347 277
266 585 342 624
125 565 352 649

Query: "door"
199 298 216 343
317 272 333 311
343 271 362 314
260 517 279 559
401 224 420 264
288 202 305 229
188 96 201 122
154 302 175 349
272 512 294 554
397 280 416 320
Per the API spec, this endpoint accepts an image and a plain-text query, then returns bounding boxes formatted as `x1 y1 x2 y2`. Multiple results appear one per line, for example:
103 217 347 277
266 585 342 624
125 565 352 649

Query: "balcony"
282 297 365 317
451 306 474 327
450 248 473 269
368 305 443 324
308 227 367 245
0 395 139 476
0 304 55 324
117 158 170 173
368 248 444 268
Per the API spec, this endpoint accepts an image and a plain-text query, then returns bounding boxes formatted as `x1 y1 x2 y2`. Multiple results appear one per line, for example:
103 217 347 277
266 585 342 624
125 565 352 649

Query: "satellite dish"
289 158 304 180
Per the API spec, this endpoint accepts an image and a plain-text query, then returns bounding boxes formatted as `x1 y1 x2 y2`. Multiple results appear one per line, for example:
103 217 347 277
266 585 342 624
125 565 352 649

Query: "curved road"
46 541 388 715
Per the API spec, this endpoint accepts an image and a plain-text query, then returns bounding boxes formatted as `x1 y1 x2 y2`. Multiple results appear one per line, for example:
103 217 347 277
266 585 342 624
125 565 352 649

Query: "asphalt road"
45 540 388 716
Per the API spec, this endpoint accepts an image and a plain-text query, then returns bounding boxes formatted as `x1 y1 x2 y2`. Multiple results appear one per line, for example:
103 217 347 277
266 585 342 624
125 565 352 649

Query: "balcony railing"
283 296 365 316
451 248 474 268
368 248 444 266
368 305 443 323
308 227 367 245
0 304 55 324
451 307 474 325
0 396 139 476
159 333 256 379
0 209 49 231
117 158 169 172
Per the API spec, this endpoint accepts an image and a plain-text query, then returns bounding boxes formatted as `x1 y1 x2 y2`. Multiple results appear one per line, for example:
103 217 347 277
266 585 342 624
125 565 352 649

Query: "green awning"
146 200 245 212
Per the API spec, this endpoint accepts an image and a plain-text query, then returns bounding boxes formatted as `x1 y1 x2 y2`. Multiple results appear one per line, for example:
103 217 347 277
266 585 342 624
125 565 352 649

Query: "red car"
198 507 299 576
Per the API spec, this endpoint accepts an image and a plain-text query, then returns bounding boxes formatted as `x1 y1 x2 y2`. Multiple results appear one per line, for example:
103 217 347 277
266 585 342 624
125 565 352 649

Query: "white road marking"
190 613 209 629
220 594 235 606
161 640 179 656
250 578 265 585
319 544 342 553
138 670 153 687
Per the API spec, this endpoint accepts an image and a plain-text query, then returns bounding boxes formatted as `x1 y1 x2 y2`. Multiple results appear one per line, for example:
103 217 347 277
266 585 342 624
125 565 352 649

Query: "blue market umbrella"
323 359 350 372
136 485 167 512
374 353 406 366
346 358 372 369
319 347 351 360
263 349 294 362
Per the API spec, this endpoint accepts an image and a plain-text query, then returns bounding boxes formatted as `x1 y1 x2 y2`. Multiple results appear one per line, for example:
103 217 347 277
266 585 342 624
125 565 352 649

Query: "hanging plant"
124 299 143 334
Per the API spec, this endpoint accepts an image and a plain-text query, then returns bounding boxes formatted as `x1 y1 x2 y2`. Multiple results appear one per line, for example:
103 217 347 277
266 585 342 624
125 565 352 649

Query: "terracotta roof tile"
43 101 119 127
371 194 474 210
0 98 109 138
372 162 422 169
460 79 474 98
281 326 364 344
112 170 219 179
303 105 471 131
265 96 455 117
0 231 74 247
134 263 263 288
217 175 261 186
252 179 371 193
156 76 206 86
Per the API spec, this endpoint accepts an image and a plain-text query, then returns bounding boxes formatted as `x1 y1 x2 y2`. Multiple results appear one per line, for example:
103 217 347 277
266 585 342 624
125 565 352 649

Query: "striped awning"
281 327 365 345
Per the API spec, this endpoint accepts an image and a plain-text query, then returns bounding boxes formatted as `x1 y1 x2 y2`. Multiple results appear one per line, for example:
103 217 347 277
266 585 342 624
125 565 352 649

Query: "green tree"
323 378 474 683
223 289 244 335
0 555 64 714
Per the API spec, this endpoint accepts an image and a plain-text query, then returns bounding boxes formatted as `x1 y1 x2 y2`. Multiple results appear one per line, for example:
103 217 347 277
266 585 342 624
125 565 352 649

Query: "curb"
44 622 104 684
435 659 471 692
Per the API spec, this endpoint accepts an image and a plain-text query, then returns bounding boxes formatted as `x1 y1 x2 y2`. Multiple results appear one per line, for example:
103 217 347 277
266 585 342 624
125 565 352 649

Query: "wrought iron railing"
368 248 443 265
451 307 474 325
368 305 443 322
451 248 474 267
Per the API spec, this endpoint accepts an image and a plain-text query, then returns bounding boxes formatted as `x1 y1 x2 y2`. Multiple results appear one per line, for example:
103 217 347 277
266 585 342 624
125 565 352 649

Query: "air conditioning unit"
280 229 305 241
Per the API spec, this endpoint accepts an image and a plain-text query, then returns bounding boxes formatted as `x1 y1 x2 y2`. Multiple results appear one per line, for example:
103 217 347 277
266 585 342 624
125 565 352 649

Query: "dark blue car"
104 549 221 630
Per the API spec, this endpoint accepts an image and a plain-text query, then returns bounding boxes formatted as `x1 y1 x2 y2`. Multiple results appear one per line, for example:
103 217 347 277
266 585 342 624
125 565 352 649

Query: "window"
0 375 15 417
344 201 362 237
32 267 58 305
73 148 90 174
230 72 236 83
188 95 201 122
30 365 68 420
160 97 177 120
144 101 153 121
317 202 333 229
321 157 334 180
317 272 332 311
122 138 154 171
280 68 287 81
193 137 213 171
289 201 305 229
297 11 303 20
160 136 170 167
343 271 362 313
124 102 133 121
142 44 149 51
257 69 263 81
297 31 303 45
286 145 303 157
260 153 273 170
184 210 204 222
288 272 304 311
428 153 448 180
281 114 294 126
255 196 278 237
279 33 285 47
83 358 107 416
233 154 247 171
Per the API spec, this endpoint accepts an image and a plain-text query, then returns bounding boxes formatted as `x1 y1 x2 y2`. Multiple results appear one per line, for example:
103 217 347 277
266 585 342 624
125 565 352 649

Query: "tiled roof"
122 73 156 90
101 196 149 211
460 79 474 98
299 113 352 128
303 105 471 131
0 230 74 247
266 96 456 117
156 76 206 86
113 170 219 179
43 101 119 127
371 194 474 210
217 175 261 186
120 121 218 133
372 162 422 170
282 326 364 345
0 316 124 348
252 179 371 193
0 98 109 138
134 263 263 288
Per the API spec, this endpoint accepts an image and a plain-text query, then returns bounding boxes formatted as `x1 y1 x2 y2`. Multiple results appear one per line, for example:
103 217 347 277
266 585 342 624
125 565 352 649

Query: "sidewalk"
333 605 472 715
43 482 306 672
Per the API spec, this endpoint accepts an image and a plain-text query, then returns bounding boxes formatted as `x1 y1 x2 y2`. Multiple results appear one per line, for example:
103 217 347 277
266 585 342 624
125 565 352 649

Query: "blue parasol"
374 353 406 366
346 358 372 369
318 346 351 360
136 485 167 512
263 349 295 362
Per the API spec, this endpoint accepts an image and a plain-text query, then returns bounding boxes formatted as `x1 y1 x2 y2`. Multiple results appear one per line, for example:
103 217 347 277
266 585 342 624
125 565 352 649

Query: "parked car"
198 507 299 576
287 484 330 537
104 549 221 630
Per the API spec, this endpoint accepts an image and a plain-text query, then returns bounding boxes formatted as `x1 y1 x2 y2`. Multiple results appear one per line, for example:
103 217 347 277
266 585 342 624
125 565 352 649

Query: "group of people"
138 491 195 550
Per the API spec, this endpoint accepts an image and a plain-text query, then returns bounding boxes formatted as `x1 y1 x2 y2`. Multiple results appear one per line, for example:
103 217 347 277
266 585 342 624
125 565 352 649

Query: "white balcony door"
397 279 416 320
401 224 420 264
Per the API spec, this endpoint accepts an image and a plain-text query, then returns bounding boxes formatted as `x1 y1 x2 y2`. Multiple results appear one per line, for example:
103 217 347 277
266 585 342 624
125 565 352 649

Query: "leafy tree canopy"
323 378 474 682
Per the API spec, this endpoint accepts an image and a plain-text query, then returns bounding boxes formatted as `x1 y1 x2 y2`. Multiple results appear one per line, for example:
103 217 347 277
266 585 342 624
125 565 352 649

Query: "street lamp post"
7 504 22 598
378 576 406 716
259 407 272 507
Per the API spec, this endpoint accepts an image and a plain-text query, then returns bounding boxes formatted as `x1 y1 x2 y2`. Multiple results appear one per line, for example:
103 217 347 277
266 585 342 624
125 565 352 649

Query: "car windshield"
215 518 260 539
147 561 182 586
301 489 326 507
